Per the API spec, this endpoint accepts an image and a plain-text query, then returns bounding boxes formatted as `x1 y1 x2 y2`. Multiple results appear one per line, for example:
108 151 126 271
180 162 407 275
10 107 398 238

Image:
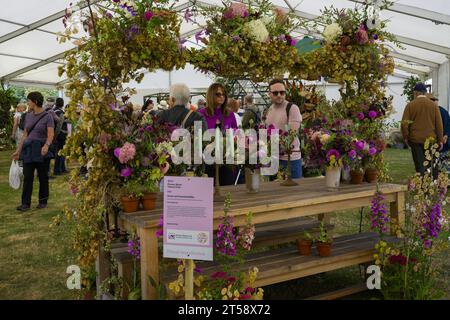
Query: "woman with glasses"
265 79 303 179
199 83 238 185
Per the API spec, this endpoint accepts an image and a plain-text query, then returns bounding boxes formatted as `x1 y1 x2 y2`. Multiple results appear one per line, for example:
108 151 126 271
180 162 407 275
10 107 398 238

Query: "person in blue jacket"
427 93 450 153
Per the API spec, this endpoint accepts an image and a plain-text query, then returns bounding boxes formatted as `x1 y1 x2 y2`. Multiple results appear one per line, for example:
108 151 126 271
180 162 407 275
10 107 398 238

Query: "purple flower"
368 147 377 156
348 150 357 159
120 167 132 178
368 110 377 120
373 34 379 40
194 266 203 273
370 192 389 233
114 147 121 159
356 112 365 121
195 30 204 43
106 12 113 19
144 10 153 21
289 38 298 46
178 38 187 51
232 35 241 42
184 8 194 23
326 149 340 161
355 141 365 151
278 34 286 42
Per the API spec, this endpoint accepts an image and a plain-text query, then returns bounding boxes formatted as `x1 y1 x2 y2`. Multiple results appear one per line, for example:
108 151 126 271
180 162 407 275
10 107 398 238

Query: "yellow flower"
221 288 227 296
222 295 228 300
234 290 240 297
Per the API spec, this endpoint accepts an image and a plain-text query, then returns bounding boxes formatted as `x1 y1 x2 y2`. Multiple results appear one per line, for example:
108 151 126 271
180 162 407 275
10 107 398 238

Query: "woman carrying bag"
12 92 55 212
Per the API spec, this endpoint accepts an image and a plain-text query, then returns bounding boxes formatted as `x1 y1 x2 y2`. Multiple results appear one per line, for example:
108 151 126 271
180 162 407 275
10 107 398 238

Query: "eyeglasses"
270 91 286 96
215 93 225 97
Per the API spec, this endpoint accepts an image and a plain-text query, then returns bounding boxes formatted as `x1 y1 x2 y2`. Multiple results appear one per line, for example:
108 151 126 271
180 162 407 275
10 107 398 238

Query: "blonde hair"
16 103 27 112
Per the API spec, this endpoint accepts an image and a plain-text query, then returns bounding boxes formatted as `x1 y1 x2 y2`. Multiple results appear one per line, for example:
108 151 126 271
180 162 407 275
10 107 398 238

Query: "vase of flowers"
325 166 341 189
280 127 300 187
316 221 332 257
245 168 261 193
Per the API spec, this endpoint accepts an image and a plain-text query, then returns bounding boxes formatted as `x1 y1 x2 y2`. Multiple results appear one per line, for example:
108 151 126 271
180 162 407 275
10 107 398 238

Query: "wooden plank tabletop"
119 177 407 229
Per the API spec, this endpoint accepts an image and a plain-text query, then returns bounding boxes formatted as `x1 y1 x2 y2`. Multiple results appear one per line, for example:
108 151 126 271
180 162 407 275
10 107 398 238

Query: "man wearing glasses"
265 79 303 179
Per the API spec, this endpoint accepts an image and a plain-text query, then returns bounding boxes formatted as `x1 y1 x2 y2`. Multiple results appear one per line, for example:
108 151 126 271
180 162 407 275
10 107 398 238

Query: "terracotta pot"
121 196 139 213
297 239 313 256
350 170 364 184
141 192 157 210
317 242 332 257
83 290 96 300
365 168 379 183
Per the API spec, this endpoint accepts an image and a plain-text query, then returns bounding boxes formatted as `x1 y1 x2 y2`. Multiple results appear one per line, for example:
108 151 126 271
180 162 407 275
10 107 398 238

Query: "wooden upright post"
185 259 194 300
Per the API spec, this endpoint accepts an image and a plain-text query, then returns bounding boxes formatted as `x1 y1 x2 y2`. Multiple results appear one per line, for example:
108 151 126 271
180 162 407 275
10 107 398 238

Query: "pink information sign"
163 176 214 261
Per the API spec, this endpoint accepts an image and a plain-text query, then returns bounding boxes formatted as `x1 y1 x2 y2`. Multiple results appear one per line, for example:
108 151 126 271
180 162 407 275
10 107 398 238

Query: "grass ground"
0 148 448 299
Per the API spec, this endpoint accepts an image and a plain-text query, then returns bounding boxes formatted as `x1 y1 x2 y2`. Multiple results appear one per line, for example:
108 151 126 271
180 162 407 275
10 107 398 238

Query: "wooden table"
118 177 406 300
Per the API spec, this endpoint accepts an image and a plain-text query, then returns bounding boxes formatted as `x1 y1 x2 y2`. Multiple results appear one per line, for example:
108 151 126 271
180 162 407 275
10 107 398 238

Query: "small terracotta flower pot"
297 239 313 256
365 168 379 183
141 192 157 210
317 242 332 257
121 196 140 213
350 170 364 184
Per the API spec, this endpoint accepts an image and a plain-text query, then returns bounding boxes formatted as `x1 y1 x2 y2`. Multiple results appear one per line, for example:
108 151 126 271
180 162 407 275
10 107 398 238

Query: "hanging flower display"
188 0 303 82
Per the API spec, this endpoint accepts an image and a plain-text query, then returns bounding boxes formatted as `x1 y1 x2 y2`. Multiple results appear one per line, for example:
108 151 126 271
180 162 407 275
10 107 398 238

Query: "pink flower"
368 110 377 119
144 11 153 21
120 167 132 178
356 112 365 120
355 141 365 151
348 150 357 159
356 25 369 45
114 147 121 159
118 142 136 164
223 3 248 19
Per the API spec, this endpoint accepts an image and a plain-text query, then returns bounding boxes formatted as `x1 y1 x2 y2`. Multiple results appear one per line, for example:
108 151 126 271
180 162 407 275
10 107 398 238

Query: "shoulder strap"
286 102 293 123
27 112 49 135
248 108 260 124
181 110 194 128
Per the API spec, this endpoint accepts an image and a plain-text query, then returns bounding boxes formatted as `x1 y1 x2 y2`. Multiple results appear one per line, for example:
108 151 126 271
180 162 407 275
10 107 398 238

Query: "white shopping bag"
9 160 23 190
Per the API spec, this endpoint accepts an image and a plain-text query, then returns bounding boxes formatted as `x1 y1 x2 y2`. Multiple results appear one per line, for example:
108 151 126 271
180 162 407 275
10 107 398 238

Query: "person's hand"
444 135 448 144
12 151 19 161
439 142 444 151
41 144 49 156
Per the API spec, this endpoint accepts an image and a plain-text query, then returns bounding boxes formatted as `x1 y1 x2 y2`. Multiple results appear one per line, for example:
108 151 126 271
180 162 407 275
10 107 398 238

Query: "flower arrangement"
373 139 450 299
188 0 302 82
59 0 187 86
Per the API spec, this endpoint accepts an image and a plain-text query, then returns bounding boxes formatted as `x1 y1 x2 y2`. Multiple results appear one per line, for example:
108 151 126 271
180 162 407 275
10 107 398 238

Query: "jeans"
54 139 67 174
280 159 303 179
22 161 49 206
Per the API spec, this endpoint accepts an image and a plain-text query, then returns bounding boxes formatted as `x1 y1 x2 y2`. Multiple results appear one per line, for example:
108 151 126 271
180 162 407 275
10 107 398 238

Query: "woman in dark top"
12 92 55 212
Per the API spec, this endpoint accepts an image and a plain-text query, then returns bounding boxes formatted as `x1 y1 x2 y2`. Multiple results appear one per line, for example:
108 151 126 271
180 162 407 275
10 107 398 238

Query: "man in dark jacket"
157 83 207 132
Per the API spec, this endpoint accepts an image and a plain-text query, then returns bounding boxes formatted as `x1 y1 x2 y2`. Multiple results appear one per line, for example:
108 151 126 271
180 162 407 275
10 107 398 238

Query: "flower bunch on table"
187 0 302 82
108 105 175 198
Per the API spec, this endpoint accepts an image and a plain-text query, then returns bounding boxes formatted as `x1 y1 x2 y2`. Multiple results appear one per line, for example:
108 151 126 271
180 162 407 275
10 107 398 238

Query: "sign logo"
66 265 81 290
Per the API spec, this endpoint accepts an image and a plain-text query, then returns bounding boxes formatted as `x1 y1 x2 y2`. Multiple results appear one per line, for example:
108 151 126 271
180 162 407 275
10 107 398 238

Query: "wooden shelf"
163 232 392 291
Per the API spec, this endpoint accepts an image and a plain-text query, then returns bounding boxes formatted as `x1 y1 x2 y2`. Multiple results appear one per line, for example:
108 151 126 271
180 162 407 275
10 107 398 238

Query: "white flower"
323 23 343 43
261 16 275 28
366 7 381 30
243 19 269 43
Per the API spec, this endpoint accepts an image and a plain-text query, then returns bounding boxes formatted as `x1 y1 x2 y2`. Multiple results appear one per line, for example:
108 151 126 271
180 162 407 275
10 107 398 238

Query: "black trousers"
22 160 49 206
205 164 236 186
409 141 438 179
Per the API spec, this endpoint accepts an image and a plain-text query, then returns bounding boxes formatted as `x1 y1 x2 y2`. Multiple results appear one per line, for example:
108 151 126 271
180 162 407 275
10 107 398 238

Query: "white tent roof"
1 0 450 87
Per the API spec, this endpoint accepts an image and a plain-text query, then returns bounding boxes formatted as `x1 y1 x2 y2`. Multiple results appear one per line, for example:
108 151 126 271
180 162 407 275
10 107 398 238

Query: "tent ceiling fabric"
0 0 449 86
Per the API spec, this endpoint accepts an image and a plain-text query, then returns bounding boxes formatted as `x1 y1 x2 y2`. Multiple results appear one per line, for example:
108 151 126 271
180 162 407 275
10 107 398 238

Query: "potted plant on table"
348 140 367 184
297 232 313 256
316 221 332 257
